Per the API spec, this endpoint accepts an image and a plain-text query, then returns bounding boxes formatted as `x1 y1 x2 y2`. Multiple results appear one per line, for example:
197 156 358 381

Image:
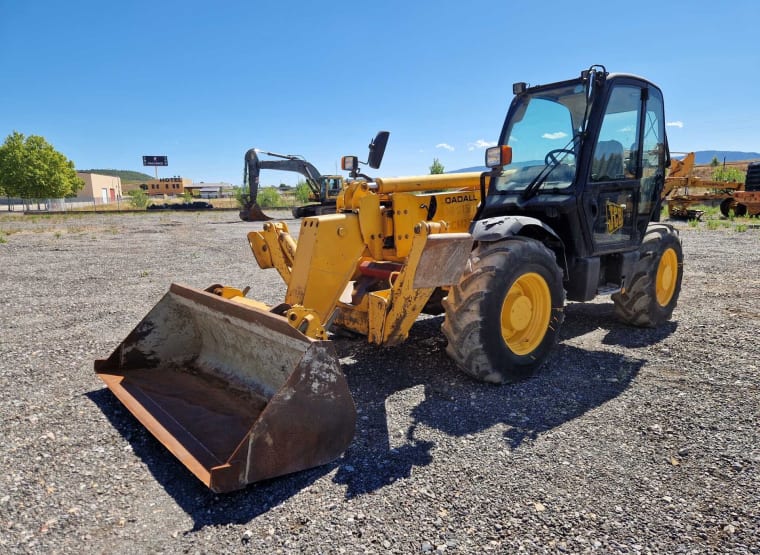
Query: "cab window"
590 86 642 183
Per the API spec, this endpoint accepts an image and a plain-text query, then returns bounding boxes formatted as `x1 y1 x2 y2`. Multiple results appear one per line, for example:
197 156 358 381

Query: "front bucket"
95 283 355 493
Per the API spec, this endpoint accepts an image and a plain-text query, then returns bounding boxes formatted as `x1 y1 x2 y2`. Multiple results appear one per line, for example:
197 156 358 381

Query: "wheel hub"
507 296 533 331
500 272 551 355
656 247 678 306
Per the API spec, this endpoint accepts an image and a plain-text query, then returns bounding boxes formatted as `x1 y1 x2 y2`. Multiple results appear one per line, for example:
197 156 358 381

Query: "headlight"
341 156 358 172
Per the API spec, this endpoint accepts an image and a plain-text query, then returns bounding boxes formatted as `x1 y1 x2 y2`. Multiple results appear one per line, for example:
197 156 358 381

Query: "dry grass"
690 159 756 179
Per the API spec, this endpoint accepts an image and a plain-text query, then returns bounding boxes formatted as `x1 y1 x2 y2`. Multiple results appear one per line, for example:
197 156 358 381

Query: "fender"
470 215 568 275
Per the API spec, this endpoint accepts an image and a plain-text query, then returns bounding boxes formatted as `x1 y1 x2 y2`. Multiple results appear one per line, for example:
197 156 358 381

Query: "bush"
257 187 282 208
712 166 745 183
295 181 312 204
233 186 247 207
127 189 150 209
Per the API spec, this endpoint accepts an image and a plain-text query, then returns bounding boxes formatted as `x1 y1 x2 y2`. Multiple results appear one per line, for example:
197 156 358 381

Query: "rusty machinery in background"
722 161 760 217
662 152 745 220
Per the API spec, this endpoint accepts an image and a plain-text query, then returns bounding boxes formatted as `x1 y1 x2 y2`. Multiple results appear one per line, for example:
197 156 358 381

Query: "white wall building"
75 172 123 204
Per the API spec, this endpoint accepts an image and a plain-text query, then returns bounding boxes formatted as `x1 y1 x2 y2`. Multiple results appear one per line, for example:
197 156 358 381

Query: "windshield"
494 81 588 194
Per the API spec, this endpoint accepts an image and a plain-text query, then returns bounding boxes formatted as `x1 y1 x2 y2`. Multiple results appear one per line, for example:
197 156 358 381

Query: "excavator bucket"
94 283 355 493
239 202 272 222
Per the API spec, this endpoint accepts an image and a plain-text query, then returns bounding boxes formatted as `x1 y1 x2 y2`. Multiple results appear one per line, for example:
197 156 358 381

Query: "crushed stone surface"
0 211 758 554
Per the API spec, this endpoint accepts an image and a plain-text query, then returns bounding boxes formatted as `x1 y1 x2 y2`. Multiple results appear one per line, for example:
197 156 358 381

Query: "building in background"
122 176 192 196
184 182 236 198
75 172 123 204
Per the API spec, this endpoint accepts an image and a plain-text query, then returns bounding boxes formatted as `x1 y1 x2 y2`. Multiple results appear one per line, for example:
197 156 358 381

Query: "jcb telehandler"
96 66 683 492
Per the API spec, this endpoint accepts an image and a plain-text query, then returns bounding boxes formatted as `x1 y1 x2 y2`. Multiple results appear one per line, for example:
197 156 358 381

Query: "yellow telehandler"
96 66 684 492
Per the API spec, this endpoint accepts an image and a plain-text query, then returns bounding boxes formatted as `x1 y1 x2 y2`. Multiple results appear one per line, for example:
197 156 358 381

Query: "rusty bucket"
239 202 272 222
95 283 355 493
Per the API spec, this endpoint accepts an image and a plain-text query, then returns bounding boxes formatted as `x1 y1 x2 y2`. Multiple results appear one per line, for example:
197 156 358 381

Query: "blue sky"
2 0 759 186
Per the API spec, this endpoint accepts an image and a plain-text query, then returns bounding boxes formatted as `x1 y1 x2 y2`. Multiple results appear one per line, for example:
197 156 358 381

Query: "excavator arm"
239 148 323 221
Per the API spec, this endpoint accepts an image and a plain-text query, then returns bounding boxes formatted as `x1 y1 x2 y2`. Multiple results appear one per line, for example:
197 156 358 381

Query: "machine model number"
445 194 478 204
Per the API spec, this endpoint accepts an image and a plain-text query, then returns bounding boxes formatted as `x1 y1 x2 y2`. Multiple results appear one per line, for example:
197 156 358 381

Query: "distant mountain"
692 151 760 164
450 160 543 173
449 166 488 173
79 169 154 183
453 151 760 173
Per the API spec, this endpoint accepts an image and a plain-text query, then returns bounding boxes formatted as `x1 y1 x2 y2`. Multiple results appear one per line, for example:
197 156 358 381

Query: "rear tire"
734 203 748 217
720 198 734 218
442 237 565 383
612 224 683 327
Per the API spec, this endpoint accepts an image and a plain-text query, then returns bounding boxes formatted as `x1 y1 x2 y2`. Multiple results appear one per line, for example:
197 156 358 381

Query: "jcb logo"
606 201 624 234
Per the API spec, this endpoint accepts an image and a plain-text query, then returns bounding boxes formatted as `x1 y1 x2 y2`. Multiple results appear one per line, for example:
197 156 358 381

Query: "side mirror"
367 131 390 169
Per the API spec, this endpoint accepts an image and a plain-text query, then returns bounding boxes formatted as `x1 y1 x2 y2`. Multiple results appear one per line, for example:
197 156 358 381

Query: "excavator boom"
239 148 324 221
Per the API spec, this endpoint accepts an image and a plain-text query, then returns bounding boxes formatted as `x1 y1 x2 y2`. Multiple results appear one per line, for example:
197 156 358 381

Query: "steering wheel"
544 149 575 166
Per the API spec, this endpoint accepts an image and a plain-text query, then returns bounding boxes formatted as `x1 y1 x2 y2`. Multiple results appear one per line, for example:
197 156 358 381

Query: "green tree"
712 166 745 183
710 156 720 167
257 187 282 208
295 180 312 204
429 158 445 174
0 131 83 199
127 189 150 209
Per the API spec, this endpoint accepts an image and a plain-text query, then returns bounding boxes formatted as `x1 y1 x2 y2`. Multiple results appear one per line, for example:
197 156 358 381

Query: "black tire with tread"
720 198 734 218
442 237 565 384
612 223 683 327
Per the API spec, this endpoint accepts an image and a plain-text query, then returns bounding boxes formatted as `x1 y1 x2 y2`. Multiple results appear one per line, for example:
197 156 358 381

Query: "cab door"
582 83 645 255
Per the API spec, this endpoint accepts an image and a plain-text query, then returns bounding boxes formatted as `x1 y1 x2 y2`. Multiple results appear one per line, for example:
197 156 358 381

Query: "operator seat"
591 140 624 181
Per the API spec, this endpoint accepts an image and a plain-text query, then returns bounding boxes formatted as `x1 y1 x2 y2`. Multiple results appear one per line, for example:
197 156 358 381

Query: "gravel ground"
0 210 758 554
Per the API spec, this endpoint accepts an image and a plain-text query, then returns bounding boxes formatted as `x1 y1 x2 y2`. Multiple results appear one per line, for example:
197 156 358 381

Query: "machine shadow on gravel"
562 301 678 347
86 305 648 521
331 313 645 499
87 388 336 530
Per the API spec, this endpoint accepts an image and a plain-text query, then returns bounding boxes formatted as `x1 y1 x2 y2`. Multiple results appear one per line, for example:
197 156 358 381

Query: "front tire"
442 237 565 383
612 223 683 327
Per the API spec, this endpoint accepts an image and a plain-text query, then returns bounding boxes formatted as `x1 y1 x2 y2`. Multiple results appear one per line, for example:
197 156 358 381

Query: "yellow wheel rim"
500 272 552 356
656 247 678 306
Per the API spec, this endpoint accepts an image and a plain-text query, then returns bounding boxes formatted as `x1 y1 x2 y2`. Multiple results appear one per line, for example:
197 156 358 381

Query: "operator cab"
320 176 344 199
481 66 668 263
